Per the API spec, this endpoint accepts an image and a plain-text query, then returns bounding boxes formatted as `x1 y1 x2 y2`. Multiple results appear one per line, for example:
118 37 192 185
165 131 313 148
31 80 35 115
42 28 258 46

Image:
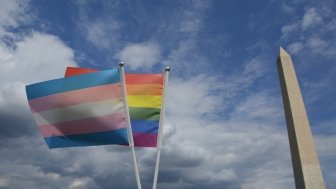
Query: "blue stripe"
131 120 159 134
44 128 128 148
26 69 120 100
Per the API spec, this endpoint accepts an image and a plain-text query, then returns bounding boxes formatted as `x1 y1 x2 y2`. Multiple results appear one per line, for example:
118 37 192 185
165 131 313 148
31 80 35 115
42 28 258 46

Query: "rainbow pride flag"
65 67 164 147
26 69 129 148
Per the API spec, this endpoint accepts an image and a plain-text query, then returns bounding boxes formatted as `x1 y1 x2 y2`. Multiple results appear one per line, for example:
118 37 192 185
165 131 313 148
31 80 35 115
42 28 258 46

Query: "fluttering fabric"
26 69 129 148
65 67 164 147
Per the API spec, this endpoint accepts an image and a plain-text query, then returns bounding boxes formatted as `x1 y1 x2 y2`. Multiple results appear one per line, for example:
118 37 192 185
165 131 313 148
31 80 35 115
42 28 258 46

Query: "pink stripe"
133 133 158 147
39 113 126 137
29 84 121 112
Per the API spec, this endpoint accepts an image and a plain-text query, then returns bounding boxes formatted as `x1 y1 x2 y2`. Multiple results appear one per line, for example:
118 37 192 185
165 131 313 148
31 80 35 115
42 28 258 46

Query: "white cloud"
82 19 119 49
281 23 299 39
162 40 194 67
242 57 265 76
189 169 238 184
0 178 8 187
178 1 209 34
0 0 77 112
156 62 294 188
315 134 336 189
326 18 336 32
158 1 212 75
69 178 91 189
180 18 201 33
0 0 30 35
304 36 336 58
281 4 336 59
0 32 76 110
116 42 161 70
231 91 282 122
315 135 336 157
281 2 295 14
306 37 327 50
76 1 120 50
167 75 220 118
301 7 322 30
288 42 304 54
219 56 267 103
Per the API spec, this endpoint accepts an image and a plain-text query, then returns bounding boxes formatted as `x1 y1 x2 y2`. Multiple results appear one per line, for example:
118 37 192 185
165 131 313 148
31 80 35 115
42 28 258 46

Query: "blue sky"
0 0 335 188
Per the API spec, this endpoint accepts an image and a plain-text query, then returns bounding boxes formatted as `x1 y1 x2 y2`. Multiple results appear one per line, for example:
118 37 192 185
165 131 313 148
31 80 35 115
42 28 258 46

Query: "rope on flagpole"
152 66 170 189
119 62 142 189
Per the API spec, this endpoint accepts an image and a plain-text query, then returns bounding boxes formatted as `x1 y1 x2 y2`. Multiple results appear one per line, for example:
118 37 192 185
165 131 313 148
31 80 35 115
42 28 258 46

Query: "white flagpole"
152 66 170 189
119 62 142 189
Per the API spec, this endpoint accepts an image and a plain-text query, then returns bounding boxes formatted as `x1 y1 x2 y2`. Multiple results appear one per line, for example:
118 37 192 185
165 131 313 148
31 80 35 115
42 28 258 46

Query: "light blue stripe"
26 69 120 100
131 120 159 134
44 128 128 148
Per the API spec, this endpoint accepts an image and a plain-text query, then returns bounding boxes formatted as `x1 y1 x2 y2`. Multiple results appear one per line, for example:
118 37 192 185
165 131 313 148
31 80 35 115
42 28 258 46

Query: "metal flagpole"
152 66 170 189
119 62 142 189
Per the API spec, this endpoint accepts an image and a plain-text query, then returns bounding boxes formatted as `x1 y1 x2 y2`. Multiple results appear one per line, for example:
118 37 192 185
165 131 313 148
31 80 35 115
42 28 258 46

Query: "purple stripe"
39 113 126 137
133 133 158 147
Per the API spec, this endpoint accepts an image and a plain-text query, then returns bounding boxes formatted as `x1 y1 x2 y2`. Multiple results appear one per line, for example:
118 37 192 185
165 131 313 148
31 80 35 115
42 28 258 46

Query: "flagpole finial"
119 62 124 67
165 66 170 72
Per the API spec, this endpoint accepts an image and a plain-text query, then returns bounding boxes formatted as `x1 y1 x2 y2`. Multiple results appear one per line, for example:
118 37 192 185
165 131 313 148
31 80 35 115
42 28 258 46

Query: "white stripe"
33 98 124 126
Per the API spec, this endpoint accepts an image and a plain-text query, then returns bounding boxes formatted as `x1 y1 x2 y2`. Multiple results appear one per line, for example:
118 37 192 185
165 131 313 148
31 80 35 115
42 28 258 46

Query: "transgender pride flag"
26 69 129 148
65 67 164 147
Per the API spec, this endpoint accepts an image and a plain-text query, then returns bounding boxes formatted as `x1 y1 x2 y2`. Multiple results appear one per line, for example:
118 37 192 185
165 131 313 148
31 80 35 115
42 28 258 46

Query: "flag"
26 69 129 148
65 67 164 147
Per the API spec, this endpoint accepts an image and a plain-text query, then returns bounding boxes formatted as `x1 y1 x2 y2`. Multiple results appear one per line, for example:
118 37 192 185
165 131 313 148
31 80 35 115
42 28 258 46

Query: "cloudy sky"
0 0 335 188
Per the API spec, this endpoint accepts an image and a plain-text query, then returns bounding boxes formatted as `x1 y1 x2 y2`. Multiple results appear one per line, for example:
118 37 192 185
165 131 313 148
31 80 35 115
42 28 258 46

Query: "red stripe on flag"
65 67 97 77
65 67 164 85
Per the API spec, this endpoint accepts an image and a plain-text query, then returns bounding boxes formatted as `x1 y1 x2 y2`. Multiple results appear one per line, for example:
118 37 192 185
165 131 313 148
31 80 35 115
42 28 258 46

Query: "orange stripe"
125 74 163 85
127 84 163 95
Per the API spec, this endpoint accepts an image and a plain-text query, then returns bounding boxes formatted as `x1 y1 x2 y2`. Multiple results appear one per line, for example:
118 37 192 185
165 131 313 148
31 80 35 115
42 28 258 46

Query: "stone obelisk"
277 47 325 189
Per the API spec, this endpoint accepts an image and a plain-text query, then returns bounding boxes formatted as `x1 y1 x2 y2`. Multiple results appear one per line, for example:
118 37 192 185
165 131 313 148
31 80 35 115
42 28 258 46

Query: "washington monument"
277 47 325 189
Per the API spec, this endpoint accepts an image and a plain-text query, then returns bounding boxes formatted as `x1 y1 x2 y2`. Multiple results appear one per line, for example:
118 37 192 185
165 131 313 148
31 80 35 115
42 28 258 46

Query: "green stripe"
129 107 161 121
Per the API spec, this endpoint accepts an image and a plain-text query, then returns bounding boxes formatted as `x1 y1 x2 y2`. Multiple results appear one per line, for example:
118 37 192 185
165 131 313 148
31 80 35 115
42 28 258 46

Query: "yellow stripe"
127 95 162 109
